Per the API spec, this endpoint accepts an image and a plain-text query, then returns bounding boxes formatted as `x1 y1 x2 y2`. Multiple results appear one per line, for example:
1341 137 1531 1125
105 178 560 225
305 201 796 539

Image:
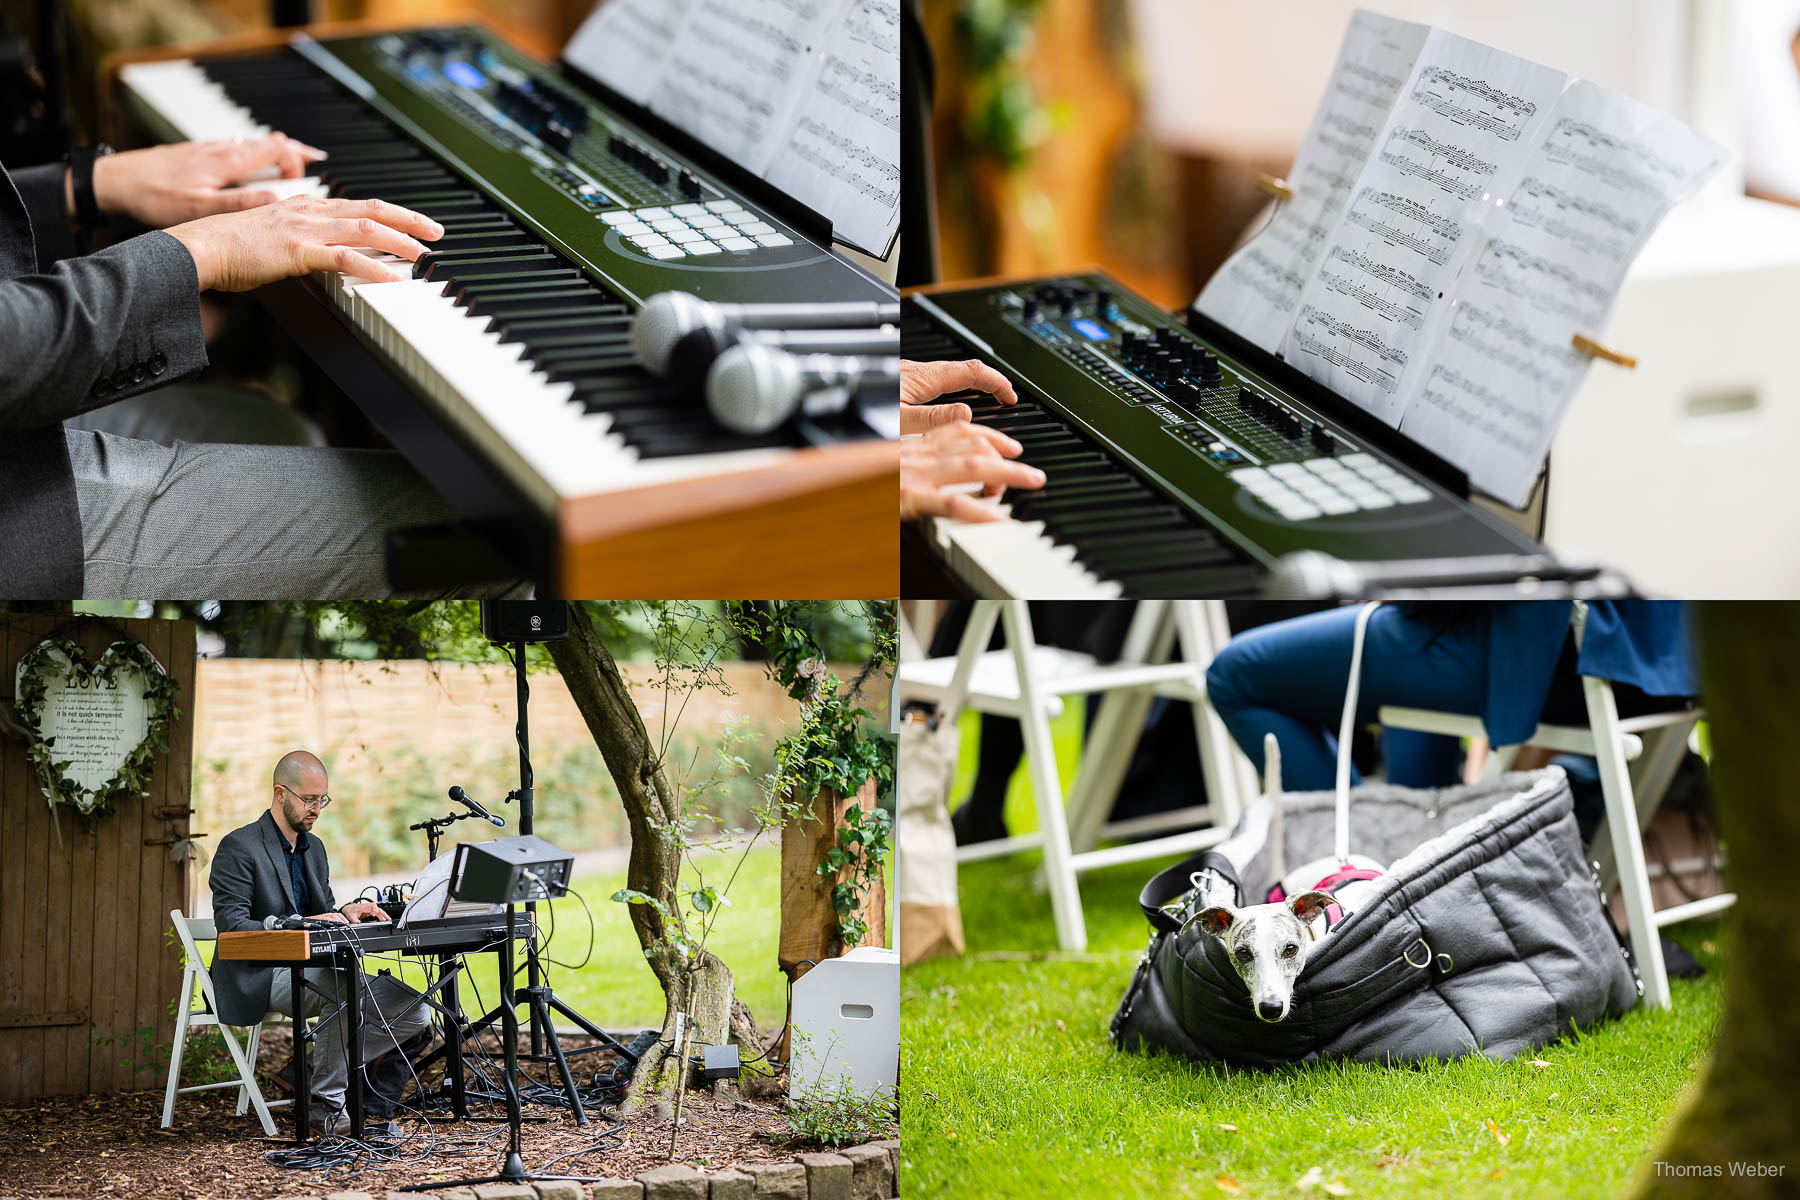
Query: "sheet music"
1399 80 1727 505
564 0 898 256
1195 10 1428 353
561 0 698 107
650 0 831 176
764 0 902 256
1284 28 1567 421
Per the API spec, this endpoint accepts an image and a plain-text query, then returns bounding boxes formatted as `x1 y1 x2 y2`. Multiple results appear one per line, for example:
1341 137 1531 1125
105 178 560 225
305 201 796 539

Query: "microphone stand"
410 640 637 1127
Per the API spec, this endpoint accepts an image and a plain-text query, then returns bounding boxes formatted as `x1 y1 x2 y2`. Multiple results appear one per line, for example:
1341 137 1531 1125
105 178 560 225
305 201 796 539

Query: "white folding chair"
162 910 290 1136
1377 604 1729 1009
896 600 1257 951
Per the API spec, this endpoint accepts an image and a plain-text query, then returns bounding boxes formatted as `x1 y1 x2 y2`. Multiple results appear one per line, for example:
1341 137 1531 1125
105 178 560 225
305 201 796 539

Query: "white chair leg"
236 1022 262 1116
160 968 194 1129
1004 601 1088 951
1630 719 1696 828
214 1020 279 1138
1585 675 1671 1009
1066 605 1171 852
1477 743 1521 783
1177 600 1248 828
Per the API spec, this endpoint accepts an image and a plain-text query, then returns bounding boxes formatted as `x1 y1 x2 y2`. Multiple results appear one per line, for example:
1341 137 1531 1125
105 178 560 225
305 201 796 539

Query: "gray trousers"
65 427 457 598
269 966 430 1119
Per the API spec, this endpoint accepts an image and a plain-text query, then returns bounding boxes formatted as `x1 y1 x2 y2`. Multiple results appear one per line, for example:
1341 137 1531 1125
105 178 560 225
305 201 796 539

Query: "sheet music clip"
1256 173 1295 203
1572 334 1637 369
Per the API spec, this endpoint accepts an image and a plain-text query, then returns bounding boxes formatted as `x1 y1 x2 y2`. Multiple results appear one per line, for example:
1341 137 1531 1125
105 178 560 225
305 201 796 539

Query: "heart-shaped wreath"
13 635 179 827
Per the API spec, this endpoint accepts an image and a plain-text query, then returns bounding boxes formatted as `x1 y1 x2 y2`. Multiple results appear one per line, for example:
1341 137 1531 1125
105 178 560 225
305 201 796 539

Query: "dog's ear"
1289 890 1334 924
1261 733 1282 796
1193 905 1238 937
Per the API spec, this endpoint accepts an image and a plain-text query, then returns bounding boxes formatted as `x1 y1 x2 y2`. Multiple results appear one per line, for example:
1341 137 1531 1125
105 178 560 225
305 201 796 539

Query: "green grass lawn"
909 716 1727 1199
444 843 789 1033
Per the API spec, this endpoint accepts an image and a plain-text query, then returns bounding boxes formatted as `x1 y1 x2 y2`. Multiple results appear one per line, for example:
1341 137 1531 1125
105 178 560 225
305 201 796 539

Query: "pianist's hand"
92 134 327 228
307 911 350 925
167 194 445 292
340 901 390 923
899 358 1018 434
900 421 1045 523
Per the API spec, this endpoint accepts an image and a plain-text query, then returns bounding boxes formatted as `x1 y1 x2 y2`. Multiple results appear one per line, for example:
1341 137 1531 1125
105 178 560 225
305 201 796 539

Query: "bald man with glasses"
208 750 429 1136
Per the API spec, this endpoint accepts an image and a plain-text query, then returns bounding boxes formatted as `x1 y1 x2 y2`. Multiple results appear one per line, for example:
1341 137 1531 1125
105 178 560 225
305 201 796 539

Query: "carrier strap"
1139 848 1240 933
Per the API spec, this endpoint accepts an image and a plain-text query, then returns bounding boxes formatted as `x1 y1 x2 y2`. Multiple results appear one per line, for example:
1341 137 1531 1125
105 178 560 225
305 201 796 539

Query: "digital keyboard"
902 271 1547 598
115 26 898 593
216 911 533 962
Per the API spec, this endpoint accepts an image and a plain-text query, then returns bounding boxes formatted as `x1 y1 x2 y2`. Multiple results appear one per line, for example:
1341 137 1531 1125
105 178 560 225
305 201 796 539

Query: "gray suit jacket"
0 158 209 597
208 810 341 1026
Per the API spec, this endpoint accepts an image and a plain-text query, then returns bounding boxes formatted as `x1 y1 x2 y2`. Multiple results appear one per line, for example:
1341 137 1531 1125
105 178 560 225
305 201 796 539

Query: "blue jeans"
1205 606 1490 790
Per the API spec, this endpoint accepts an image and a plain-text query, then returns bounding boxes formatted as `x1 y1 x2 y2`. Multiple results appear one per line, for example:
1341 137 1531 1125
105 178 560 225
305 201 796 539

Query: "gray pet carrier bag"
1111 605 1641 1067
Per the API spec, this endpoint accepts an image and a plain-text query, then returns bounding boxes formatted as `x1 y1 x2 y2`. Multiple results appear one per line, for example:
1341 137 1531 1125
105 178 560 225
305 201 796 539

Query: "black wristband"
67 143 112 233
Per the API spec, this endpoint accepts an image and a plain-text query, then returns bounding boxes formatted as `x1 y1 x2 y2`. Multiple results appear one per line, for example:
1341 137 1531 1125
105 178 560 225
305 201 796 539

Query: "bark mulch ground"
0 1034 802 1200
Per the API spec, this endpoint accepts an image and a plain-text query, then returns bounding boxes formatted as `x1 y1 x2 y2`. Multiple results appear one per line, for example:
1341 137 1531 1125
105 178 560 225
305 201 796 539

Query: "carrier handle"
1334 602 1381 864
1138 848 1236 933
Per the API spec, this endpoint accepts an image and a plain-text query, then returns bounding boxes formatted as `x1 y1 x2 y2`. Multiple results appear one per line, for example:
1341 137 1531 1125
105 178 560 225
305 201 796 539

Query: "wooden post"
778 777 889 1058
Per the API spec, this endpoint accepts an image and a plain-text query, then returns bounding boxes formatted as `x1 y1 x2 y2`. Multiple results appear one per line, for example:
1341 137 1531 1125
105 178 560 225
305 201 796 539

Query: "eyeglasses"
279 783 332 811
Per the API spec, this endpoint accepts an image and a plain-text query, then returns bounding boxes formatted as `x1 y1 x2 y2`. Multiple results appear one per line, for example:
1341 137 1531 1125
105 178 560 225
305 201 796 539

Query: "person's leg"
355 975 432 1116
269 966 351 1120
66 429 468 598
64 383 325 446
1204 605 1491 791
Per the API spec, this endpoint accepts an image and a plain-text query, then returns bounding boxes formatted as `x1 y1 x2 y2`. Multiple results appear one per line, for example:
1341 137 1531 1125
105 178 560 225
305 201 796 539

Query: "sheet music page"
1194 10 1428 354
562 0 698 107
1399 80 1726 505
763 0 902 256
1284 29 1567 423
648 0 841 177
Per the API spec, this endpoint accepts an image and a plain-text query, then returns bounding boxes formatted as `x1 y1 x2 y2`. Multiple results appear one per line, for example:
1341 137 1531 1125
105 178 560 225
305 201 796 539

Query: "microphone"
667 324 900 394
633 290 902 376
1263 551 1629 601
448 785 506 827
706 344 900 435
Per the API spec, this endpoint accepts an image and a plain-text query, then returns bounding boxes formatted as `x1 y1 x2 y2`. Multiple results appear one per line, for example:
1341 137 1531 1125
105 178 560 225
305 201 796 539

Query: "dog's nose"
1256 1000 1285 1022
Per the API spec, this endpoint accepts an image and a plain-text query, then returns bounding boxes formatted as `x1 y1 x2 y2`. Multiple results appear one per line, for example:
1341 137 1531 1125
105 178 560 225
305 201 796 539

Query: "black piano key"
480 305 623 334
448 271 586 303
462 287 613 315
420 252 559 281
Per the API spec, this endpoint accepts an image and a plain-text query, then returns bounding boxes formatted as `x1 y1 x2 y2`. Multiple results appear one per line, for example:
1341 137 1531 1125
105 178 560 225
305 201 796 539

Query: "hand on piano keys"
92 133 327 227
900 357 1019 426
166 194 445 292
900 422 1044 523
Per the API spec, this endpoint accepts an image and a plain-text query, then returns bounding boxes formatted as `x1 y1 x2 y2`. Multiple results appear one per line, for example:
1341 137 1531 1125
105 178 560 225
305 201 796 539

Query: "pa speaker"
480 601 568 644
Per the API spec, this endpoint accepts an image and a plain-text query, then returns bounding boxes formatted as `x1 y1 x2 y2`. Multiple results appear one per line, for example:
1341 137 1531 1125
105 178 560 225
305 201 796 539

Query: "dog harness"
1266 864 1384 928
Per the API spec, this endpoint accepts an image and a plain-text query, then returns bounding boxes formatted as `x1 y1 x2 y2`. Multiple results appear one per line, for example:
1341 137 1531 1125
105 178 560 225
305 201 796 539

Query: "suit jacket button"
149 353 167 376
131 363 147 383
92 376 112 396
112 369 132 390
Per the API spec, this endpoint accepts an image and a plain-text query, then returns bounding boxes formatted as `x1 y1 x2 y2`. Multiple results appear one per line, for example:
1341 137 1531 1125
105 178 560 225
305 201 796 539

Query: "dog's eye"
1234 946 1253 963
1282 944 1299 959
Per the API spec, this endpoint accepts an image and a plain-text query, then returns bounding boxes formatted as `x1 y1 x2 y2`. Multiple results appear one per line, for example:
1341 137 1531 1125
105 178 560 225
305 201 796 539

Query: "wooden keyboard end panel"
560 440 898 597
215 929 311 962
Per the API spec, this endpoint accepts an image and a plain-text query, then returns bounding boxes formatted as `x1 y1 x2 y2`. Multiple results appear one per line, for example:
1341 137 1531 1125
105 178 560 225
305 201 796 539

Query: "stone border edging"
262 1139 899 1200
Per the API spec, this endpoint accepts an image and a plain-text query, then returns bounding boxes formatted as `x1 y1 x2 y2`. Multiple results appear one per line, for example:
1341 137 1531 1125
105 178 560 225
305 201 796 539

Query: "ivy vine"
13 636 179 828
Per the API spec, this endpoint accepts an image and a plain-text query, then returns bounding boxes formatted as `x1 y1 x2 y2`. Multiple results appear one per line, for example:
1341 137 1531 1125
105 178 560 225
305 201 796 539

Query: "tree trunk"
546 603 737 1108
1627 603 1800 1198
778 778 889 1059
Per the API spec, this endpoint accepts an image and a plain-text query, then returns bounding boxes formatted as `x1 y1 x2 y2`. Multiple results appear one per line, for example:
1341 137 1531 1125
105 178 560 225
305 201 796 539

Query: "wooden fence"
0 615 196 1102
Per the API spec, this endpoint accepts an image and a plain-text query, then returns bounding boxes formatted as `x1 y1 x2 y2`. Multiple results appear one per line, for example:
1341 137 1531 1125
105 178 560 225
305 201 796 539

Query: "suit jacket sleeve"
10 163 80 267
0 229 209 434
209 832 263 934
